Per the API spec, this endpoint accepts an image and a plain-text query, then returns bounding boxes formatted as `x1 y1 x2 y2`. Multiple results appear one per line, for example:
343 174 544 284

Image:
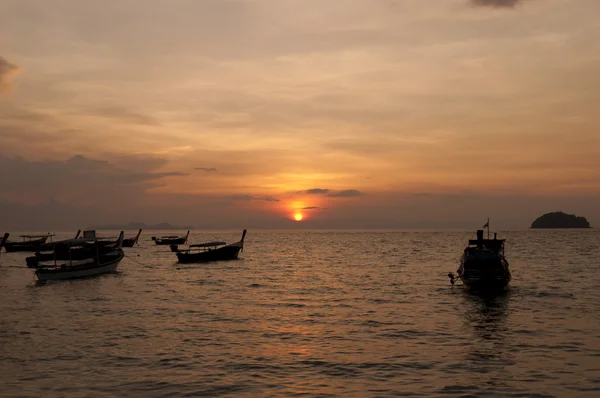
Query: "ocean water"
1 230 599 397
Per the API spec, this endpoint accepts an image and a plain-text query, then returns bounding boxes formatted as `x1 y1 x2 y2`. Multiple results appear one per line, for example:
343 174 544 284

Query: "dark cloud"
110 154 169 173
0 56 20 93
228 194 280 203
328 189 363 198
302 206 321 210
0 106 53 123
302 188 330 195
470 0 524 8
298 188 363 198
0 154 185 203
75 107 160 126
195 167 218 172
0 199 83 231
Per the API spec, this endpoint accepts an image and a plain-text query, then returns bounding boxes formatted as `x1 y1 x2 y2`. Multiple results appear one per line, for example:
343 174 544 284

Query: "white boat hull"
35 257 122 282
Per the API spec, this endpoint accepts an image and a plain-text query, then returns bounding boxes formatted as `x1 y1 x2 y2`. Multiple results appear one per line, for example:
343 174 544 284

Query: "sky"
1 0 599 230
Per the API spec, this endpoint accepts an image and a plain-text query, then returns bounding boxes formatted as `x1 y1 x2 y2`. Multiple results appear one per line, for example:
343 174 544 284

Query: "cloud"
77 107 160 126
328 189 363 198
195 167 218 172
228 194 280 203
0 56 20 93
302 188 330 195
302 206 322 210
110 153 169 173
0 154 185 204
469 0 525 8
298 188 363 198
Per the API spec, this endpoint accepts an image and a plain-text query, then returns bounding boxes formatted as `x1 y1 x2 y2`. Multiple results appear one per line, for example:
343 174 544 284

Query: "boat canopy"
190 241 226 248
468 238 504 252
83 230 97 240
161 235 180 239
50 238 89 247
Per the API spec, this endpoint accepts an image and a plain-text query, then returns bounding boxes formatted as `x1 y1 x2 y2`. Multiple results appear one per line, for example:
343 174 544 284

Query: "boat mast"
0 233 9 258
487 218 490 239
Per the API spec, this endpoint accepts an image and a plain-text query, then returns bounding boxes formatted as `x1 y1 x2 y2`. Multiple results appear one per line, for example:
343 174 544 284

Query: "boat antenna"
483 218 490 239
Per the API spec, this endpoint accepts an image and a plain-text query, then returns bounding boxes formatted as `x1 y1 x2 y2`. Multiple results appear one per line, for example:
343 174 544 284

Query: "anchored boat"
0 233 9 258
33 231 125 282
171 230 246 264
4 233 55 252
122 229 143 247
449 223 511 290
152 231 190 245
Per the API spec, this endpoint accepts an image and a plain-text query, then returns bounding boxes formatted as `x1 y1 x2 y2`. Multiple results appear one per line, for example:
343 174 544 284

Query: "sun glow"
294 213 303 221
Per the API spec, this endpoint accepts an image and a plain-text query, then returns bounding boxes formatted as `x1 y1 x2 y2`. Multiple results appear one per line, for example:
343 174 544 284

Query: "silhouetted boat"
81 230 139 248
0 233 9 257
449 225 511 290
27 230 108 267
4 233 55 252
33 232 125 282
34 230 81 252
171 230 246 264
152 231 190 245
122 229 143 247
26 230 83 267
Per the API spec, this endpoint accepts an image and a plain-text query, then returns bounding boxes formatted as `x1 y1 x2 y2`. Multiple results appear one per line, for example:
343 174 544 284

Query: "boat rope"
124 254 151 267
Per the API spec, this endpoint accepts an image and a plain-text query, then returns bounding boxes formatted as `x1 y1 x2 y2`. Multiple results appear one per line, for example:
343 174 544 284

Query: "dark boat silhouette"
4 233 55 252
171 230 246 264
152 231 190 245
79 229 141 248
122 229 143 247
450 224 511 290
26 230 140 267
32 231 125 282
0 233 9 257
26 230 82 267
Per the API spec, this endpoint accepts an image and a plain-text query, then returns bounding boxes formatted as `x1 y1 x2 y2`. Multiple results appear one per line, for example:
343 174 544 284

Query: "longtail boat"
171 230 246 264
33 231 125 282
152 231 190 245
122 229 143 247
0 233 9 257
4 233 55 252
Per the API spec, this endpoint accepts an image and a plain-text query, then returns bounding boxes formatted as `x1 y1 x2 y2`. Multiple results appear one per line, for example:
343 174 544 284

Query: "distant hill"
90 222 194 230
531 212 591 229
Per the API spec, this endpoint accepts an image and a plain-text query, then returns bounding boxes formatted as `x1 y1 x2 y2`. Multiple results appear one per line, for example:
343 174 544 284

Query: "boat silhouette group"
2 224 512 291
0 229 248 282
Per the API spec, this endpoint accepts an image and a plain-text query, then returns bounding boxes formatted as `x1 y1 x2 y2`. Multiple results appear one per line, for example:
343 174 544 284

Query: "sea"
1 230 599 397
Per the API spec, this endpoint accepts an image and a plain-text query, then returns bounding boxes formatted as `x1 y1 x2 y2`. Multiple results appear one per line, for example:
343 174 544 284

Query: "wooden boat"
171 230 246 264
31 231 122 265
33 232 125 282
152 231 190 245
74 230 137 248
122 229 143 247
35 230 81 252
26 230 84 267
0 233 9 258
4 233 55 252
449 225 511 290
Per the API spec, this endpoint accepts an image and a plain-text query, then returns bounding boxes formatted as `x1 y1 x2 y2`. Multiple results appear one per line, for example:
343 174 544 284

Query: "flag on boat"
483 220 489 228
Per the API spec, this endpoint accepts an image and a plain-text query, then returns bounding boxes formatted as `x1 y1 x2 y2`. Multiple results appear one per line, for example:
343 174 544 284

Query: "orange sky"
1 0 599 229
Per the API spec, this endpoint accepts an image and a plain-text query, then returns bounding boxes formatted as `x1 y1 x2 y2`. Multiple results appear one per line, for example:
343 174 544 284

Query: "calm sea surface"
1 230 599 397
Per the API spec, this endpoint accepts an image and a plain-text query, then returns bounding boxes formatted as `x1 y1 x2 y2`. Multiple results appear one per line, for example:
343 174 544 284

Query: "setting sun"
294 213 303 221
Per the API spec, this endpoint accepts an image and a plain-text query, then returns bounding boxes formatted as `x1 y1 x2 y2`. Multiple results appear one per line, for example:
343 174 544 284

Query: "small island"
531 212 591 229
